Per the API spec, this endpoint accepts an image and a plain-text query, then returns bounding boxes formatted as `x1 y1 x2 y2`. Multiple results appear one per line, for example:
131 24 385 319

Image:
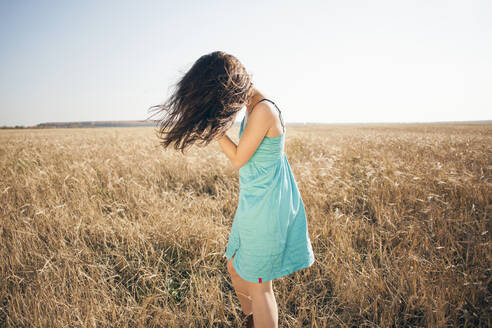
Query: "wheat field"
0 123 490 327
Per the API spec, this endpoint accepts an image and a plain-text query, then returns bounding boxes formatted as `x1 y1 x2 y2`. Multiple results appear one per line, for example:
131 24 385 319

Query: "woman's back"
238 103 285 168
225 98 315 284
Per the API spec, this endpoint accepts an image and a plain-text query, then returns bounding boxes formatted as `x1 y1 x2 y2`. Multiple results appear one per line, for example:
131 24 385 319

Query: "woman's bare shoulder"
249 101 277 120
249 101 282 137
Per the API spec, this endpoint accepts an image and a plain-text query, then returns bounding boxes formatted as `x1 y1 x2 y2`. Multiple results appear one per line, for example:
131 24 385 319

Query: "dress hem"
224 249 315 284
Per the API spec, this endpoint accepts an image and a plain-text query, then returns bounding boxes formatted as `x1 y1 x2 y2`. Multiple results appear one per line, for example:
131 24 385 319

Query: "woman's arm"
218 104 273 169
217 135 240 167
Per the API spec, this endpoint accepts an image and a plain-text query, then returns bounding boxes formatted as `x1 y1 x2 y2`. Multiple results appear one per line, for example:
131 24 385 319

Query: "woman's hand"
217 103 273 169
216 114 237 139
217 133 237 161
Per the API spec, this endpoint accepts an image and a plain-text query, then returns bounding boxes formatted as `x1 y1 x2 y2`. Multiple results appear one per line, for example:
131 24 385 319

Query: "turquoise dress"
224 98 315 283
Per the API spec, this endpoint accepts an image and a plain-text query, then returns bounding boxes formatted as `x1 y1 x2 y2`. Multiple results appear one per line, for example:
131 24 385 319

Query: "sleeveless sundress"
224 98 315 283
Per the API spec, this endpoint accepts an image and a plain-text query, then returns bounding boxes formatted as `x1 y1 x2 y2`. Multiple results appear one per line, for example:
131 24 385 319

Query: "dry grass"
0 123 490 327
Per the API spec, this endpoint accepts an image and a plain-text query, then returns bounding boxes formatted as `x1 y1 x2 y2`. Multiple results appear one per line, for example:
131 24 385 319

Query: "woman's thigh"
227 255 273 294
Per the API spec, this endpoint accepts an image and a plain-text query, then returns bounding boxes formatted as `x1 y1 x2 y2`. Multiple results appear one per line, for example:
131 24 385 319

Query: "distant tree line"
35 120 160 128
0 125 29 129
0 121 164 129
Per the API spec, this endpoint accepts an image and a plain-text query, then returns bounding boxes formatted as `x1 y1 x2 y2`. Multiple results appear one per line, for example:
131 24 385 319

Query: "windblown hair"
148 51 255 153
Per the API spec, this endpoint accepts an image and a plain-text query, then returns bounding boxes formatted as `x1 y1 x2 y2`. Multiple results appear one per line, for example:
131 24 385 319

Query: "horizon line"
0 119 491 128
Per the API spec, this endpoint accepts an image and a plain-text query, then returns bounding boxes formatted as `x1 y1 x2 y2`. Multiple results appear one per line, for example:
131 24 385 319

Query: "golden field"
0 123 490 327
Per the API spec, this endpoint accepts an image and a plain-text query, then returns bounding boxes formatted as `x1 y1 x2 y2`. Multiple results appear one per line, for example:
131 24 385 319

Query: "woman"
149 51 315 328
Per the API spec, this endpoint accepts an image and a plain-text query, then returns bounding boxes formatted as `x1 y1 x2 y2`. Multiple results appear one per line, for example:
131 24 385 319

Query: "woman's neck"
245 88 266 112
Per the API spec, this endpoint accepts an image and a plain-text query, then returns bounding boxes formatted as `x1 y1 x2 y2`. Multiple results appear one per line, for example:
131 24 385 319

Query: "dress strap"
249 98 285 131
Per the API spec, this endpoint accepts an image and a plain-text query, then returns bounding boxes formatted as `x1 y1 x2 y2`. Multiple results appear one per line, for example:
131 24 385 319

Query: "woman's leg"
248 280 278 328
227 255 253 315
227 255 278 327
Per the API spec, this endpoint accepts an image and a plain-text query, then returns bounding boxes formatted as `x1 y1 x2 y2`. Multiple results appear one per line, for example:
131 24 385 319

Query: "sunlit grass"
0 123 490 327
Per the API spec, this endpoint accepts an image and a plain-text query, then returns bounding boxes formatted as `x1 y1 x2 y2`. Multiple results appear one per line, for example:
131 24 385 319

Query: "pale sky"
0 0 491 126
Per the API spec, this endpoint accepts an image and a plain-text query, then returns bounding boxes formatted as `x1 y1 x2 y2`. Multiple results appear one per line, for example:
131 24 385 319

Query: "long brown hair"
148 51 255 153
